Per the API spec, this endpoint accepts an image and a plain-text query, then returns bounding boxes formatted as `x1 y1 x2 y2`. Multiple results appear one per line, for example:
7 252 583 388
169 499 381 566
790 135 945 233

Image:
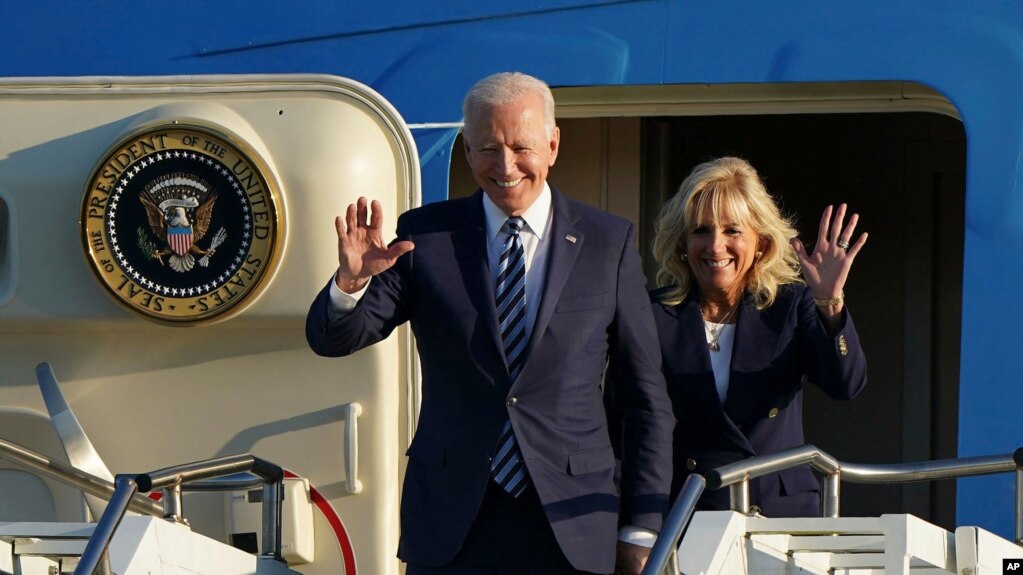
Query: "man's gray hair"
462 72 556 140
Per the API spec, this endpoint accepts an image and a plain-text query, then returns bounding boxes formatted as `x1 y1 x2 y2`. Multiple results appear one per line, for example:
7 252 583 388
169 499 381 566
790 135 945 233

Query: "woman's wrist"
813 290 844 307
814 290 845 334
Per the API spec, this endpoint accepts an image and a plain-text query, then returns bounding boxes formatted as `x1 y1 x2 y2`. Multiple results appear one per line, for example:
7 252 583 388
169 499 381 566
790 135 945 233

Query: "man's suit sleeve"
306 214 414 358
605 223 674 532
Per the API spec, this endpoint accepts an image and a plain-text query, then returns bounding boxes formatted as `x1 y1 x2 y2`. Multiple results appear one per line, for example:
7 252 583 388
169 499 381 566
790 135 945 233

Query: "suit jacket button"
768 407 779 418
686 458 697 471
506 397 517 407
838 335 849 356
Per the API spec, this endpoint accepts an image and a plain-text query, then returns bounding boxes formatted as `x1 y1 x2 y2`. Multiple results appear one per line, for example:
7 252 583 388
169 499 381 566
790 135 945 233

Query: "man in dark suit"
306 72 673 574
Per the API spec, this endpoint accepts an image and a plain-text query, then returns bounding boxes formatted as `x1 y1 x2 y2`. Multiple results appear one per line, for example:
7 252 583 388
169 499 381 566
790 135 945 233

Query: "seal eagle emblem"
138 173 226 272
81 125 282 324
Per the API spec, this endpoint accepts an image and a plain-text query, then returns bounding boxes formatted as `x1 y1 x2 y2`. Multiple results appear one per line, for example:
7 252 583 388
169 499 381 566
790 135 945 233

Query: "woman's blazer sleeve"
796 286 867 400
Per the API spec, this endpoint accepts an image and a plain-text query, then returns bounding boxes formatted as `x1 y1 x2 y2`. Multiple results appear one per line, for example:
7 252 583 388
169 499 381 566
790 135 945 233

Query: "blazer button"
506 397 518 407
686 458 697 471
768 407 779 418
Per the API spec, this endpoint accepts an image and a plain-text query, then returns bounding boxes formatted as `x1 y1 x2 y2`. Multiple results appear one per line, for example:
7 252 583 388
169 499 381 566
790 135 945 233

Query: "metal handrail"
641 444 1023 575
0 437 164 516
644 474 704 575
706 444 842 517
74 453 285 575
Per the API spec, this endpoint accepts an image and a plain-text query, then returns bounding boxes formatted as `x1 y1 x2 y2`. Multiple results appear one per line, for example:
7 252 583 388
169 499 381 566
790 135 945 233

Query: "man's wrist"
327 272 370 318
618 525 657 548
335 272 369 294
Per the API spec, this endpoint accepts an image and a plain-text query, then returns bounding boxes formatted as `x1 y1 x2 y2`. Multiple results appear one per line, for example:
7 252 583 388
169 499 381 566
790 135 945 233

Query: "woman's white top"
705 321 736 404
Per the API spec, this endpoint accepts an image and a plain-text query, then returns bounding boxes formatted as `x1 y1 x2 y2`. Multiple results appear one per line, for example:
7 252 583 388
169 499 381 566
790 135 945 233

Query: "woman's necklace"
703 303 738 351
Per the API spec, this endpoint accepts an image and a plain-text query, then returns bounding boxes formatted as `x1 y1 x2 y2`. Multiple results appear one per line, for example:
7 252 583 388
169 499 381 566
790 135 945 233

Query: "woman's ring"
837 239 851 250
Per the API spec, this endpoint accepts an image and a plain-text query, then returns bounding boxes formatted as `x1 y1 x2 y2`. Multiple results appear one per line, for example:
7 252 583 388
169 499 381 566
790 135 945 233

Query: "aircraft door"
0 75 420 575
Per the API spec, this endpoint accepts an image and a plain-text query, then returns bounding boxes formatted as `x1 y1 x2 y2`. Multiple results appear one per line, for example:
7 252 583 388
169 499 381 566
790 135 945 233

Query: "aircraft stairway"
0 444 302 575
0 522 90 575
0 517 297 575
677 511 1020 575
0 364 310 575
642 445 1023 575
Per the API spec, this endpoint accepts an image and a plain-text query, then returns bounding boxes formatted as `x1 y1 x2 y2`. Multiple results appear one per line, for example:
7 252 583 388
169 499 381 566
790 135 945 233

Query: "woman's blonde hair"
652 157 802 308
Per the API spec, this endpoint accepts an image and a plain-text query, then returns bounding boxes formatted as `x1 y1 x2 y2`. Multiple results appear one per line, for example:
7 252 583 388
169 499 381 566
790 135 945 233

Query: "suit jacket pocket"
406 434 445 467
568 445 615 475
555 292 608 314
778 466 819 496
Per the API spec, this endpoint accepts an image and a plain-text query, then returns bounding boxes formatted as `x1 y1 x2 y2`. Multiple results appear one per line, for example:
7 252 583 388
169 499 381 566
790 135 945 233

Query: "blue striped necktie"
491 216 529 497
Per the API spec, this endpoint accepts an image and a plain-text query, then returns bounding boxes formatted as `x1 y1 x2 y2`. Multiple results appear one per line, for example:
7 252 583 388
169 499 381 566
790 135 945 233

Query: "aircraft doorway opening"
448 82 965 529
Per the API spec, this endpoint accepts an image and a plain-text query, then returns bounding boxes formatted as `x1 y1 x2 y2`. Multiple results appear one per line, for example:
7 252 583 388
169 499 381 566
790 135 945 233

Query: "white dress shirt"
481 184 551 344
706 322 736 404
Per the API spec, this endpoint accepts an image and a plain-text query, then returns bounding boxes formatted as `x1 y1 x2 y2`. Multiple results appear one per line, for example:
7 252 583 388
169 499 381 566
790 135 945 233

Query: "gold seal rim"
80 121 285 326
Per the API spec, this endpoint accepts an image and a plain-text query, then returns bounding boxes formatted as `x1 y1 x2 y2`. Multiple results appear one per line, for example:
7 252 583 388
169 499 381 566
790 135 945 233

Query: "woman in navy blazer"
650 157 868 517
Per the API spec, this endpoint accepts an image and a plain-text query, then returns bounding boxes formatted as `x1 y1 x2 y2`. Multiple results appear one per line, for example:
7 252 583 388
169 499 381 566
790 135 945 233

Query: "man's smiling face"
463 92 559 217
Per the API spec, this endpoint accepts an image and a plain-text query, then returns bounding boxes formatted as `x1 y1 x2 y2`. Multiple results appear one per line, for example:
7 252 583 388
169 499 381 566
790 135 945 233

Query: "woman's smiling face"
686 203 760 302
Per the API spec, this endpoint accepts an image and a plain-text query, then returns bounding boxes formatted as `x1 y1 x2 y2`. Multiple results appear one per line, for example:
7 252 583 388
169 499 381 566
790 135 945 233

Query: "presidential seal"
82 125 282 324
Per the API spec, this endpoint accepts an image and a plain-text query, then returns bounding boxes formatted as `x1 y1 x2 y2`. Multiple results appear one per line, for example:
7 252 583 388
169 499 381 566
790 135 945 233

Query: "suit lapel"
675 301 725 408
452 192 506 376
524 188 582 365
723 295 782 425
676 298 757 455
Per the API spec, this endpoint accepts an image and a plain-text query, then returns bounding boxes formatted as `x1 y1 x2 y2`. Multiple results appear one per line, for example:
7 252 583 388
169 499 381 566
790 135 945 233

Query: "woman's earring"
681 253 688 261
756 251 763 259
